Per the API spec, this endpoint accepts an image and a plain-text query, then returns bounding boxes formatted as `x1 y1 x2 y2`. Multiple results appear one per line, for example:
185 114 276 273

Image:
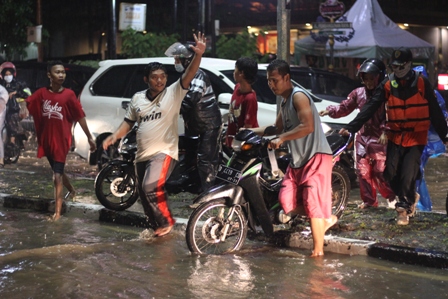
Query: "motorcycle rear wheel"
331 164 351 218
186 198 248 254
94 163 139 211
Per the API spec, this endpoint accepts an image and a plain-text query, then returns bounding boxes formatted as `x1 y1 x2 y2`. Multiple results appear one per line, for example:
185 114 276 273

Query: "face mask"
4 75 13 83
393 62 411 79
175 63 185 73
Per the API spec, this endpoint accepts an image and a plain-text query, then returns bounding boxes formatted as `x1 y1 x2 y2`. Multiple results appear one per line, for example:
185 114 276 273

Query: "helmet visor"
164 42 193 58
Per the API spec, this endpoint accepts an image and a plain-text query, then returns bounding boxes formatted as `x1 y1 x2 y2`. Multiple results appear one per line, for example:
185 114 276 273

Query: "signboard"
313 22 352 30
27 25 42 43
319 0 345 20
119 3 147 32
438 74 448 90
318 30 344 36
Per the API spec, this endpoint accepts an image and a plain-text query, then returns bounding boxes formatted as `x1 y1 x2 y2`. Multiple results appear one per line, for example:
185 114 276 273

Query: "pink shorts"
279 153 333 219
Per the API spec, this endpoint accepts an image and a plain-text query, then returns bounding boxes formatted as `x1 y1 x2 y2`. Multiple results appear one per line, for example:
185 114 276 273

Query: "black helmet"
357 58 386 81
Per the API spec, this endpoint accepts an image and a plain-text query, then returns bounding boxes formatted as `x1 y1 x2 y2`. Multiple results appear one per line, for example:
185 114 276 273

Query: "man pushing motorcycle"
102 32 207 237
251 59 337 257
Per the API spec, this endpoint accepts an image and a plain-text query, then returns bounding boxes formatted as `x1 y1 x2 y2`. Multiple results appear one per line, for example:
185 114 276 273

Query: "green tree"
216 29 260 60
0 0 34 60
121 28 180 58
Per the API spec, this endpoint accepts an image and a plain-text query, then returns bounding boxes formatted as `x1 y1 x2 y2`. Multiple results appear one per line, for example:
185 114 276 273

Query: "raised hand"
190 32 206 56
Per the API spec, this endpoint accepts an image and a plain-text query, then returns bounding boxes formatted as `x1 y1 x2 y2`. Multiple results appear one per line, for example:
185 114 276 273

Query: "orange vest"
384 73 430 146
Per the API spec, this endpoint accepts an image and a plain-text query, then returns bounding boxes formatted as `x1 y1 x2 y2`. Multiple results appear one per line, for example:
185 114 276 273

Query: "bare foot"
310 250 324 258
154 225 173 237
324 215 338 233
47 213 61 222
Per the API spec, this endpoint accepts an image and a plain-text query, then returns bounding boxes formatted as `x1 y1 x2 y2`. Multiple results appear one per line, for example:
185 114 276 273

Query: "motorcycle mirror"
264 126 277 136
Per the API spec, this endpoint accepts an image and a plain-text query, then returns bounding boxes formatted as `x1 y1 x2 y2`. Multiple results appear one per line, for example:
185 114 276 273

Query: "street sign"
313 22 352 30
318 30 344 35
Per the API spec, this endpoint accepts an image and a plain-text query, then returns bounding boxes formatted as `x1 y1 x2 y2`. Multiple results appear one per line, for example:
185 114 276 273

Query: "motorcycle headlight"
118 142 137 154
231 139 244 152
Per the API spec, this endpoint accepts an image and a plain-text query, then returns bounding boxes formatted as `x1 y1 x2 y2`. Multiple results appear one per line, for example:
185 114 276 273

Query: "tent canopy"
294 0 435 61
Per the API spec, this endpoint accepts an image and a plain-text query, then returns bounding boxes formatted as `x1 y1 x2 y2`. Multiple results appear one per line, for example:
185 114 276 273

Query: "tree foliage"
121 28 180 58
216 29 260 60
0 0 34 60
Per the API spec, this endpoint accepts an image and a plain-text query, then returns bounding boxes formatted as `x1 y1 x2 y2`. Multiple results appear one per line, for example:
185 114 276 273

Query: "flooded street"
1 141 448 298
0 207 447 298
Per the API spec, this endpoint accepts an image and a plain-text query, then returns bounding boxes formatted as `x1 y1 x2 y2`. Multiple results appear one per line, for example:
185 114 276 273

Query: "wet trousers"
356 154 395 206
384 142 424 209
135 153 176 229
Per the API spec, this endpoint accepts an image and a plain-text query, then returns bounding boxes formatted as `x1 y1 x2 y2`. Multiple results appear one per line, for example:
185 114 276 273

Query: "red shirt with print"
26 87 85 163
226 83 259 147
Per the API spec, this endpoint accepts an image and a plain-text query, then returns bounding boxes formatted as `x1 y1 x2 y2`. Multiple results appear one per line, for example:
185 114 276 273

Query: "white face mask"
175 63 185 73
4 75 13 83
393 62 411 79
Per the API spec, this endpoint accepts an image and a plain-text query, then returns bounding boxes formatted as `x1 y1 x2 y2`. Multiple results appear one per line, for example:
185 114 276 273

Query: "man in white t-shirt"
103 32 207 237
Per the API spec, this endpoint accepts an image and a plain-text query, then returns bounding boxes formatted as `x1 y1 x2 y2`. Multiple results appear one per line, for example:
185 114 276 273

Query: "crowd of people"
1 42 447 256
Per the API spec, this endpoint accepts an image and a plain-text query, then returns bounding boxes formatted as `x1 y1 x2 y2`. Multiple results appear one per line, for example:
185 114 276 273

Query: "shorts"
47 157 65 174
279 153 333 219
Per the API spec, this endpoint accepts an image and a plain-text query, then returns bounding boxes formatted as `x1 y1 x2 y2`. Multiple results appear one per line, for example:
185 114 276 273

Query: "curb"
2 195 447 269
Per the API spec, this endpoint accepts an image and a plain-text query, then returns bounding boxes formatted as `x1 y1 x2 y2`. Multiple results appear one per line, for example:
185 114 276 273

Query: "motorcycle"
94 126 211 210
185 126 353 255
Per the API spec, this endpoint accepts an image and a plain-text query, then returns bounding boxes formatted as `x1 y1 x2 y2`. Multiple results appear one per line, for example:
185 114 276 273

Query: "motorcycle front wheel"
331 164 351 218
186 198 248 254
94 163 139 211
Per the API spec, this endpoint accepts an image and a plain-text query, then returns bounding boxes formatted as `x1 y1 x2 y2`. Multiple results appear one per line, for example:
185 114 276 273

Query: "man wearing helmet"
173 44 222 192
320 58 395 209
340 48 447 225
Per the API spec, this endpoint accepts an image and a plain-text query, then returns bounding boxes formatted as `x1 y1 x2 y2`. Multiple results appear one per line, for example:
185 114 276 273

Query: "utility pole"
276 0 291 112
36 0 43 62
108 0 117 59
277 0 291 63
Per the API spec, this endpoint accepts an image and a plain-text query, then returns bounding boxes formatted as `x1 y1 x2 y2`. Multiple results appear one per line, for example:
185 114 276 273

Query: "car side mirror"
217 93 232 110
122 101 130 110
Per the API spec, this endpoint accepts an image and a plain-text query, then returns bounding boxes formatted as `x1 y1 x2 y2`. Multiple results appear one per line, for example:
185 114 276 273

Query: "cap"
391 48 413 65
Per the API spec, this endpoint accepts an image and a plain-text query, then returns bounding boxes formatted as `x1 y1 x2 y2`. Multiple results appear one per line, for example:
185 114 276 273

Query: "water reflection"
0 208 447 298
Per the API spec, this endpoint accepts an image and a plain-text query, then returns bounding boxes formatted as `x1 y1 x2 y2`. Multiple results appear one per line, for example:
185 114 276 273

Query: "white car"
74 57 356 166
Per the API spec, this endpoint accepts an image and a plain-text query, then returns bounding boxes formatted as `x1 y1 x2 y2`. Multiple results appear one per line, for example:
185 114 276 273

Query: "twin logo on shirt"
140 110 161 123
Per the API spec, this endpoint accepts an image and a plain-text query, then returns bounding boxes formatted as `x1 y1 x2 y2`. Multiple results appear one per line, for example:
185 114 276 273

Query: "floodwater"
0 208 447 299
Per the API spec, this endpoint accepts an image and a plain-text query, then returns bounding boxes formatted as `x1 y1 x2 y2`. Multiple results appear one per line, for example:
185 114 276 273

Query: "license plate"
216 164 242 185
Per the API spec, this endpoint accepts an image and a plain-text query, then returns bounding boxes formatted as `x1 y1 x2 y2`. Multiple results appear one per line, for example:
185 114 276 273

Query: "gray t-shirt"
281 86 331 168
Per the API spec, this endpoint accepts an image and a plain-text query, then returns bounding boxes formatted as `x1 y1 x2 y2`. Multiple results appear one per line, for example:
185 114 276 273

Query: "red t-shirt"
226 83 259 146
26 87 85 162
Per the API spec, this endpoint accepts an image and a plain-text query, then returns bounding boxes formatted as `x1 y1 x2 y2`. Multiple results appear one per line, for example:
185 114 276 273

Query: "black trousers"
384 142 424 208
184 127 221 192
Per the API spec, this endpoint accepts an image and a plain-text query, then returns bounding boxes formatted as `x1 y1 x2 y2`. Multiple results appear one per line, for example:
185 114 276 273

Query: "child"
25 61 96 221
225 57 259 147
